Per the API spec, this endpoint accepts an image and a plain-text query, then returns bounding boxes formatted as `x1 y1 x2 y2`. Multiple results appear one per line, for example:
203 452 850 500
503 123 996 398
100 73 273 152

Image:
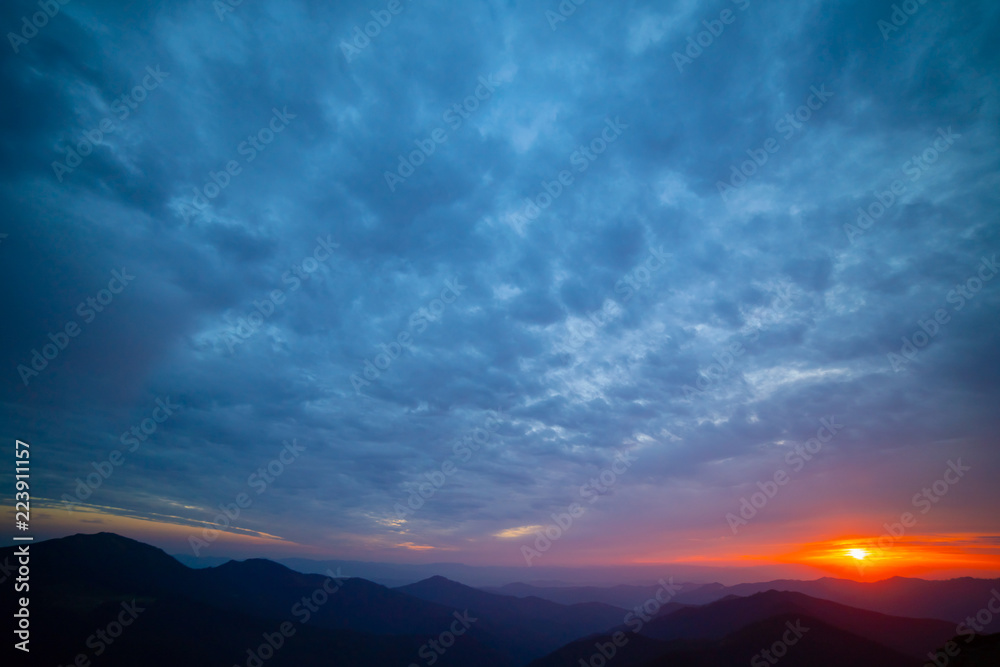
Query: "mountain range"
487 575 1000 629
3 532 999 667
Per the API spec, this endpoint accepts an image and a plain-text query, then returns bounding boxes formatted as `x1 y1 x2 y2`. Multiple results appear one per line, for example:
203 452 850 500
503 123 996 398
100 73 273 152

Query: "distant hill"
397 575 626 663
931 632 1000 666
482 580 699 610
531 613 921 667
0 533 515 667
638 589 954 660
488 575 1000 632
4 533 994 667
673 576 1000 629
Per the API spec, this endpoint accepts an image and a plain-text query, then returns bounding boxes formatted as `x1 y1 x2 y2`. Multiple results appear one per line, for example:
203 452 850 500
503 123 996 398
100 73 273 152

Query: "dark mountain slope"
397 575 626 663
531 613 920 667
0 533 516 667
674 576 1000 629
640 589 953 659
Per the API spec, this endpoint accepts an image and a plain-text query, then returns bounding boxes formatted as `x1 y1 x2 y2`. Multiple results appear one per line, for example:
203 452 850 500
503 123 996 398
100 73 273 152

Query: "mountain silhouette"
397 574 626 662
530 612 922 667
493 576 1000 633
1 533 989 667
671 575 1000 629
0 533 514 667
638 589 954 659
483 581 694 610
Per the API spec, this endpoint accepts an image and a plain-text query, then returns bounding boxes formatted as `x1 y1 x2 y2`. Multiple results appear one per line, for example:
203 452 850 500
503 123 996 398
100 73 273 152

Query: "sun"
847 548 869 561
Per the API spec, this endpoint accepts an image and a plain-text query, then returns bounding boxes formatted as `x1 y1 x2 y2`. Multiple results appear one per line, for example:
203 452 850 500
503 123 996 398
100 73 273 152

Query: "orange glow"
11 501 1000 579
781 534 1000 580
4 500 317 558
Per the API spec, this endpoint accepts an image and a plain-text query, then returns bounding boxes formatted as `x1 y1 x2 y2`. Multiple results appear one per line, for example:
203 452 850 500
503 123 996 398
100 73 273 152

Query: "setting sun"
847 548 870 561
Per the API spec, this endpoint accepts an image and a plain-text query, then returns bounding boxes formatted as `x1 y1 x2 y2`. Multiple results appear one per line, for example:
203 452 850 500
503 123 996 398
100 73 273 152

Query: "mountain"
396 575 626 663
191 558 481 637
495 575 1000 634
1 533 515 667
673 576 1000 630
639 589 954 660
257 556 825 588
531 613 921 667
5 532 992 667
931 632 1000 666
482 581 698 610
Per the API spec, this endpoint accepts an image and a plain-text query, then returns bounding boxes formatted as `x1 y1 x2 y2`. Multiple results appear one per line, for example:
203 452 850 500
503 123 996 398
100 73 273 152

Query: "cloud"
0 0 998 570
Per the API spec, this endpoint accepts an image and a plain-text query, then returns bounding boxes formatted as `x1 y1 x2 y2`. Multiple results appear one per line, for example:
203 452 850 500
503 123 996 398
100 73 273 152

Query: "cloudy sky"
1 0 999 581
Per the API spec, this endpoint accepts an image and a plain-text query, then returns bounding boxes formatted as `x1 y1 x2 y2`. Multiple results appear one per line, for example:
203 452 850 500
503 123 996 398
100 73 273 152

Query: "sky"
1 0 999 584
